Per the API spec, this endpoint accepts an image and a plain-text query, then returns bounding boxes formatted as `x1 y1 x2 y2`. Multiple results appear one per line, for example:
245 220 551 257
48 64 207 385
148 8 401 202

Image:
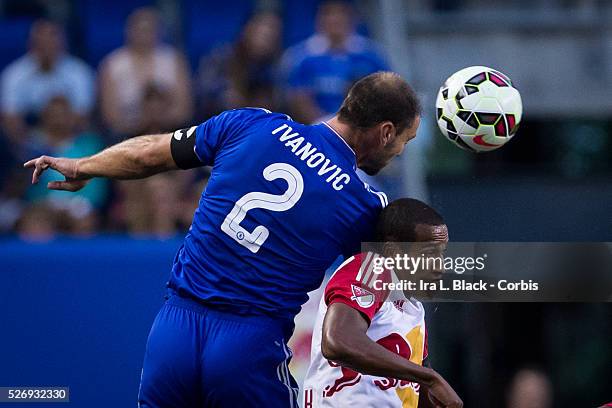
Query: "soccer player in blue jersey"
24 72 421 407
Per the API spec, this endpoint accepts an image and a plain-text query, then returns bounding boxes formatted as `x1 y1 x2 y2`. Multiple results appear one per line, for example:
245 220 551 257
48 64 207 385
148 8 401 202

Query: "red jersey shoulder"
324 253 392 323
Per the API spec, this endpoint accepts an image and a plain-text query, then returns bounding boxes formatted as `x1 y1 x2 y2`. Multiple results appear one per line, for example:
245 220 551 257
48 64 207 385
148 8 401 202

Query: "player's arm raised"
321 302 463 408
24 133 177 191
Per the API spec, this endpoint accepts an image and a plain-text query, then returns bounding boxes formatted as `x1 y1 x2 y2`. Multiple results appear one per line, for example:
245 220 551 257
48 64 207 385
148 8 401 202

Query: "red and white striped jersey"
303 252 428 408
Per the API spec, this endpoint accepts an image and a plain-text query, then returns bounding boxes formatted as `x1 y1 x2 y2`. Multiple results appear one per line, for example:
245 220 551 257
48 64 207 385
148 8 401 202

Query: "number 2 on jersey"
221 162 304 253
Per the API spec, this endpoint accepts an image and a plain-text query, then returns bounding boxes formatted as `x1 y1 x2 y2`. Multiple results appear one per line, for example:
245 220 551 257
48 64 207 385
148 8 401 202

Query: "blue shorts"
138 293 299 408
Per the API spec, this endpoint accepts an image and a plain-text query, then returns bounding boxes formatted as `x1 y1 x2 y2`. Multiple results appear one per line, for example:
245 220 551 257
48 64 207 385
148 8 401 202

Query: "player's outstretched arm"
24 133 177 191
321 302 463 408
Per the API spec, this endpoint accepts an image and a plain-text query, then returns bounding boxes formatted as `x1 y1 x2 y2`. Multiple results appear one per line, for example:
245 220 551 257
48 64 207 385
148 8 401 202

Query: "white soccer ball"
435 66 522 152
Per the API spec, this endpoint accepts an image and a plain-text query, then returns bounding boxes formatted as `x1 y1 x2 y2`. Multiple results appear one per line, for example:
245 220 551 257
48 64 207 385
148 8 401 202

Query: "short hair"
374 198 444 242
338 72 421 132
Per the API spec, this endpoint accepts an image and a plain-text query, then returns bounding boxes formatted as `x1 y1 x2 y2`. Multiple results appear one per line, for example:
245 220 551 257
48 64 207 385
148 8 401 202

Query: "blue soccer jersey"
168 108 387 324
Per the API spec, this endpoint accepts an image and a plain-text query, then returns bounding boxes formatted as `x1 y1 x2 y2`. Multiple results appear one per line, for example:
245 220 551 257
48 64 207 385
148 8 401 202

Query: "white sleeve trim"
364 182 388 208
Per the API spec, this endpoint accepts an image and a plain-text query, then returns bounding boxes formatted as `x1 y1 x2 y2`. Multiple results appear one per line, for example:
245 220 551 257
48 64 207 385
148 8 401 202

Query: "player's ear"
380 122 395 147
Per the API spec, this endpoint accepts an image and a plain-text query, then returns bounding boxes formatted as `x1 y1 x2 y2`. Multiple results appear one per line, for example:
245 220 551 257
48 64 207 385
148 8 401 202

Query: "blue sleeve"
172 108 274 169
193 109 250 166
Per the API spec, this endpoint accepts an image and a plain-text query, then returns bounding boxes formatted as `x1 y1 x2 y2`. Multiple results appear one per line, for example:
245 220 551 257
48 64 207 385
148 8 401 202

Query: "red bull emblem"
324 333 420 397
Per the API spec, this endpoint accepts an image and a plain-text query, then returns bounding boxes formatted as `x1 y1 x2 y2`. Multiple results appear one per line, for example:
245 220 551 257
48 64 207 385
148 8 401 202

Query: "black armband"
170 126 203 169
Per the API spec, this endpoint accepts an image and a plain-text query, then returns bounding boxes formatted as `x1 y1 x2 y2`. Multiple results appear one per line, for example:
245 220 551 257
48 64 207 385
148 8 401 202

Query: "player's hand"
426 372 463 408
24 155 89 192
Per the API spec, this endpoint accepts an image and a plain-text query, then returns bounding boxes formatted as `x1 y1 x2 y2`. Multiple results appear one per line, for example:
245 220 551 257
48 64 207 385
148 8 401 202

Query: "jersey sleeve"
324 254 390 324
171 108 268 169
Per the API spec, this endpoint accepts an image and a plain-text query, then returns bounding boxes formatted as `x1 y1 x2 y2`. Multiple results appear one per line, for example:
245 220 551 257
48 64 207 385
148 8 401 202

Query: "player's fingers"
47 180 86 192
32 157 52 184
47 181 74 191
23 158 38 168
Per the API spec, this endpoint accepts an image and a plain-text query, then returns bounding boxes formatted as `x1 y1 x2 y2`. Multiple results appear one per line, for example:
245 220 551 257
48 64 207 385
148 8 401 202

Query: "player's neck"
326 116 359 158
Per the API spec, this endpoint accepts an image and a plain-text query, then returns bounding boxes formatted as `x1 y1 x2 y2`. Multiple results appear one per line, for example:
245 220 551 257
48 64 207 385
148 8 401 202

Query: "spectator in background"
111 84 200 237
22 95 107 235
14 201 58 241
0 19 94 144
281 0 388 123
99 7 192 137
137 84 178 134
198 11 282 117
506 368 553 408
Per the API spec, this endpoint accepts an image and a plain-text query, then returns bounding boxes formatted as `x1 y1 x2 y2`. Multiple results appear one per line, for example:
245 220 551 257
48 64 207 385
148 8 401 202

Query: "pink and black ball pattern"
436 66 523 152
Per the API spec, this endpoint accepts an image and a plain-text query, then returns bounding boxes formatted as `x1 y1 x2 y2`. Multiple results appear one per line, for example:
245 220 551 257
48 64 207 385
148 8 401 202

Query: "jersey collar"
320 122 357 169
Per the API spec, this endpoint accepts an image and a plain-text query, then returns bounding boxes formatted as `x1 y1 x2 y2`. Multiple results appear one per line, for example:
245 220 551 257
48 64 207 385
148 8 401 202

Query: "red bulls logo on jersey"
323 362 362 397
350 284 375 308
323 333 418 397
373 333 420 393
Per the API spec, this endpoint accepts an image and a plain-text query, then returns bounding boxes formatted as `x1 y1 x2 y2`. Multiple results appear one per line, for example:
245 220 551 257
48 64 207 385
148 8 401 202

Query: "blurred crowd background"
0 0 394 239
1 0 610 240
0 0 611 407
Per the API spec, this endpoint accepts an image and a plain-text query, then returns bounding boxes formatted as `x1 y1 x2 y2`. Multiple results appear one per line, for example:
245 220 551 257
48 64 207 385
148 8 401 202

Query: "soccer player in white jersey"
303 198 462 408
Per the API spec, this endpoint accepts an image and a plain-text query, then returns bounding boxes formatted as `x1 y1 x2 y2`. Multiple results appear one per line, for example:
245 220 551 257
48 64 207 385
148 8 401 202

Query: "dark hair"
338 71 421 132
374 198 444 242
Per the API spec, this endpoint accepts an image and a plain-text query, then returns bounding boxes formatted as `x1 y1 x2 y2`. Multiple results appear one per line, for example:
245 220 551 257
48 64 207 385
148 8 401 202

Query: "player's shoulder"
220 107 292 125
324 252 392 316
324 254 366 300
328 253 362 281
327 252 388 287
349 178 388 210
203 108 292 135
